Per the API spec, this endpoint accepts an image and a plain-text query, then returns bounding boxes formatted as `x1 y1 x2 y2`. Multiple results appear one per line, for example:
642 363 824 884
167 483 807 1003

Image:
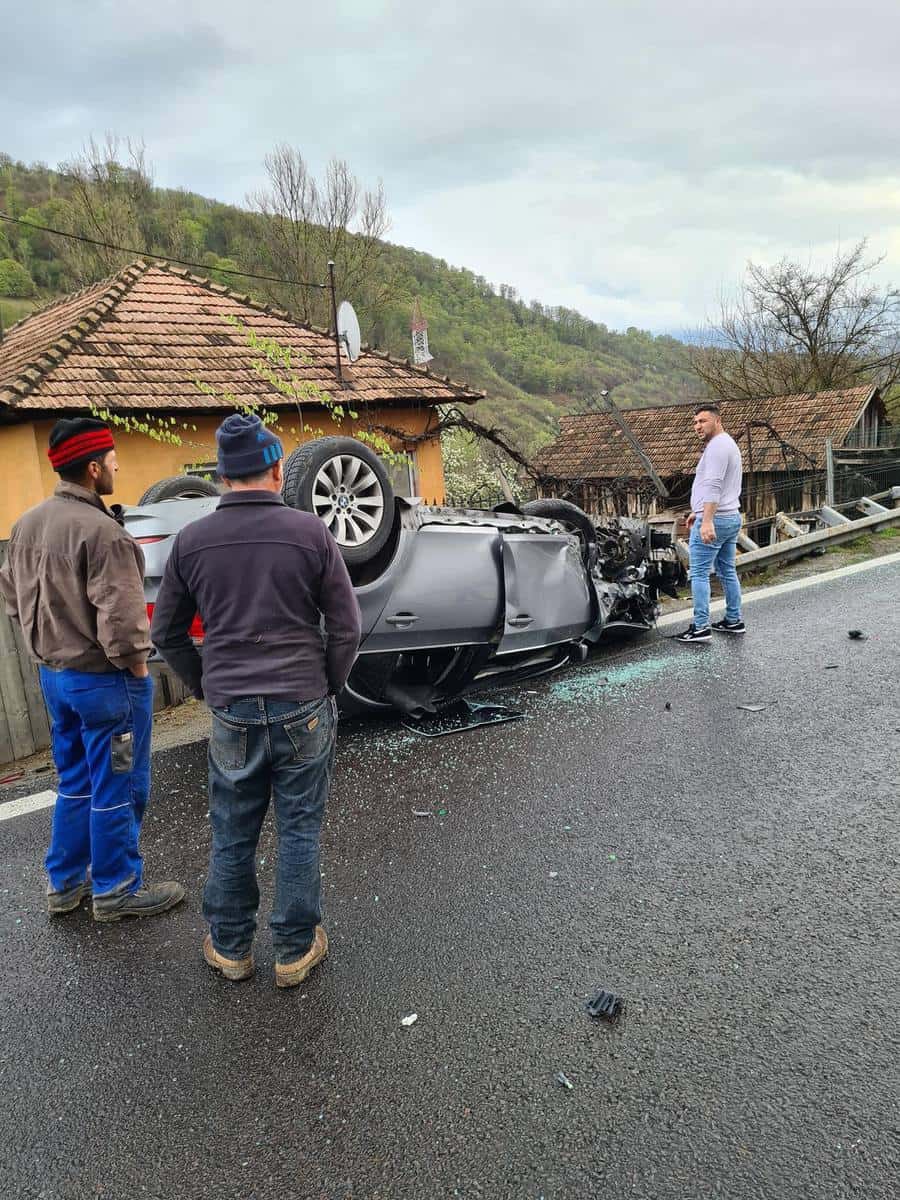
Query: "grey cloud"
3 0 900 330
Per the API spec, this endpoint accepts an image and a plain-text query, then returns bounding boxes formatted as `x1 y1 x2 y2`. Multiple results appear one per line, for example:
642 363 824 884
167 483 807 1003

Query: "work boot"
93 881 186 923
47 878 92 916
202 933 254 982
274 926 328 989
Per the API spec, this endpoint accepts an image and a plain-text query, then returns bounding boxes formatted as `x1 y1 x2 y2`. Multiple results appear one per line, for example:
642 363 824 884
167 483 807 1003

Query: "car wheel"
137 475 222 504
283 436 396 565
521 498 597 566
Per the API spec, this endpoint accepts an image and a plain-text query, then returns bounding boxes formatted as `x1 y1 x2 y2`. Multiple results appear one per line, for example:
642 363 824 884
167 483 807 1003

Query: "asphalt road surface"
1 561 898 1199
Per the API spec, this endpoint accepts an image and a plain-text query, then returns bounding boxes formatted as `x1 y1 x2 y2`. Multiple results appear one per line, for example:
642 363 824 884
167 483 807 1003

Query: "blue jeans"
39 666 153 896
689 512 743 629
203 695 337 963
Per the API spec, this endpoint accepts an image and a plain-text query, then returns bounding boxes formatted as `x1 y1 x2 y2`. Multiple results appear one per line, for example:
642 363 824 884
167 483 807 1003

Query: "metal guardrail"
675 488 900 575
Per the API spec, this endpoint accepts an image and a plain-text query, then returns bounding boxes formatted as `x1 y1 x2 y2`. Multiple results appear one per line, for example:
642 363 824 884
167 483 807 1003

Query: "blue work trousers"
203 695 336 964
39 666 154 897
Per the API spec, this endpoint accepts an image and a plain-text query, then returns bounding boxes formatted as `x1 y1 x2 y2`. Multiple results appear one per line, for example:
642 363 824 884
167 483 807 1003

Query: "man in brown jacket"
0 418 184 920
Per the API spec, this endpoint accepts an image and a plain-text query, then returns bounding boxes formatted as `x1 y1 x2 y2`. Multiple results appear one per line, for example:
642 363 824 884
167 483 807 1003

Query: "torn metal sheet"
402 699 524 739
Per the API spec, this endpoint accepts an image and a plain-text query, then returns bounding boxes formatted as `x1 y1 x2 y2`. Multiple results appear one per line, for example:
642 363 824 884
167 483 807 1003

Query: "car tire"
137 475 222 504
521 498 597 566
282 436 396 565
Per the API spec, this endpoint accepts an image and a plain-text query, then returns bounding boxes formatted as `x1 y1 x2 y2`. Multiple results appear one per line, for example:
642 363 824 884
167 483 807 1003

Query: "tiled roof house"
0 260 481 535
534 386 888 518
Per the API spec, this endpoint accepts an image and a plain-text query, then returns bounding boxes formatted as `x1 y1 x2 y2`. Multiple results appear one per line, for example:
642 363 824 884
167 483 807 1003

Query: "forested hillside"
0 153 699 454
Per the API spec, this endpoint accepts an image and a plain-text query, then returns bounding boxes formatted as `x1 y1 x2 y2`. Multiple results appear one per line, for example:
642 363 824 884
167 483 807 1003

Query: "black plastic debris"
402 698 524 739
555 1071 574 1090
824 664 839 670
585 989 625 1023
664 702 672 711
848 629 867 641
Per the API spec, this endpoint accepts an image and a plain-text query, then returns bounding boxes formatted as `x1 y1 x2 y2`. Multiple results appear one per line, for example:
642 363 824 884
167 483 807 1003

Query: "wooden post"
825 438 835 507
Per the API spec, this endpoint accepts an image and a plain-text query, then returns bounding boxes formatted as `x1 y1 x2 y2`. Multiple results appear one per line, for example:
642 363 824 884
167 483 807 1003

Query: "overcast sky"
4 0 900 333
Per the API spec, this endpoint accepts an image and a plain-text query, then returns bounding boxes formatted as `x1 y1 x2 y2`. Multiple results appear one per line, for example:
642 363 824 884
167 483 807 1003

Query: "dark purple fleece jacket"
150 491 361 708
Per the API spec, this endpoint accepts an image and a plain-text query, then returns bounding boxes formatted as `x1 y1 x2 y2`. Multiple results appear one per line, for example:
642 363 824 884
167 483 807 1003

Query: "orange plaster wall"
1 406 446 537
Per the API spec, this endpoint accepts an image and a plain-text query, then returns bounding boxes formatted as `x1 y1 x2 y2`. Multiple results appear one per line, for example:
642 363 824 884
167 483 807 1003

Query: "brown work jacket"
0 482 150 673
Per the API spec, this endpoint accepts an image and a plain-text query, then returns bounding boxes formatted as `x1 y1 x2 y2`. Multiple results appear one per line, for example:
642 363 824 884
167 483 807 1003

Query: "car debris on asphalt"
585 989 626 1023
555 1072 575 1090
400 1013 418 1027
736 701 778 712
847 629 867 640
402 698 524 739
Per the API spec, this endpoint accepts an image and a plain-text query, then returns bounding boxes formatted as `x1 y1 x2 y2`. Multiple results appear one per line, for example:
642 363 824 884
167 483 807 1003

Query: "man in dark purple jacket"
151 414 361 988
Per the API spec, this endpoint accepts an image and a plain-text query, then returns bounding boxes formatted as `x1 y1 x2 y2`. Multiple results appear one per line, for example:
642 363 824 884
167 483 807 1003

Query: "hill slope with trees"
0 151 699 455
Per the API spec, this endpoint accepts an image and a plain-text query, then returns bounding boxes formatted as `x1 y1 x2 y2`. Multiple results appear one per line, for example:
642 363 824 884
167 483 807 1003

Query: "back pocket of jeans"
284 702 331 763
210 716 247 772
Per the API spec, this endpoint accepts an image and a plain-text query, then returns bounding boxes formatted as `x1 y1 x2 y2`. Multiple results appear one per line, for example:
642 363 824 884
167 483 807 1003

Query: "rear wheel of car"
282 436 396 565
137 475 221 504
521 498 597 566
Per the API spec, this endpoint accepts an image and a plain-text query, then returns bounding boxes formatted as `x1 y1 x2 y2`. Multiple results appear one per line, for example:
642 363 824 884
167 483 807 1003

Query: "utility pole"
825 437 835 507
597 390 669 499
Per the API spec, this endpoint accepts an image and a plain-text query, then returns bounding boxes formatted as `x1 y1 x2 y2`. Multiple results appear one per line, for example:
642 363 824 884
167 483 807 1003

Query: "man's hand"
686 513 696 530
129 662 150 679
700 520 716 544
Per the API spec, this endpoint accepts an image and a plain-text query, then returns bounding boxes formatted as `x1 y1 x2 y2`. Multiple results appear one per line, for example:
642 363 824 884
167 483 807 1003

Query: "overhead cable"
0 211 326 290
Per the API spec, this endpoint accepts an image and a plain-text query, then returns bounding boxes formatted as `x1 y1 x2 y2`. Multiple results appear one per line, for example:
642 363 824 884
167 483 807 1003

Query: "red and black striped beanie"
47 418 115 472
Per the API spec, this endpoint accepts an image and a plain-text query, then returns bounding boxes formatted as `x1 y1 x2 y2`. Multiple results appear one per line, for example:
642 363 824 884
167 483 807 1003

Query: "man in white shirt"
676 404 745 644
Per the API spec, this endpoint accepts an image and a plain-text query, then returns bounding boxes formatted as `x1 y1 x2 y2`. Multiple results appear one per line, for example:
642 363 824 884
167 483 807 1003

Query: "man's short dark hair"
231 464 277 486
57 455 107 485
694 403 721 417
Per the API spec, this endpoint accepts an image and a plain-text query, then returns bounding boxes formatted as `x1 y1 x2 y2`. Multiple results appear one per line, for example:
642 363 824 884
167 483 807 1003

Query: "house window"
183 461 219 481
387 453 418 498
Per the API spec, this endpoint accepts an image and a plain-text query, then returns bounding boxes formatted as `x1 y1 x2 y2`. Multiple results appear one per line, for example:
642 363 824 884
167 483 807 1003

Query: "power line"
0 211 327 291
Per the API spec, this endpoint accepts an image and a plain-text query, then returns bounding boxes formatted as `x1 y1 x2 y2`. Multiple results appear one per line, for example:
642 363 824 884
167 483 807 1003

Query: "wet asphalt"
1 564 898 1200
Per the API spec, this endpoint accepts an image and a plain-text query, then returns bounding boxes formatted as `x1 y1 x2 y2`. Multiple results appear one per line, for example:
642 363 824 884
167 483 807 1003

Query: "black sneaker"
675 624 712 643
712 617 746 635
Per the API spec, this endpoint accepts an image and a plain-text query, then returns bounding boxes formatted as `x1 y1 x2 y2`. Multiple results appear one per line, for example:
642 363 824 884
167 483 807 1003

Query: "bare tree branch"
691 241 900 403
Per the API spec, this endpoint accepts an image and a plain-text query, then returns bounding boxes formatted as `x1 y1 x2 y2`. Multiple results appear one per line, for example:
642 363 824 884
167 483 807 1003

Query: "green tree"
0 258 36 297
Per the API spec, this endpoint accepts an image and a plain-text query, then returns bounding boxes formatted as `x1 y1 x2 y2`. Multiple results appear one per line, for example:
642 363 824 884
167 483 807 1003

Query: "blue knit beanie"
216 413 284 479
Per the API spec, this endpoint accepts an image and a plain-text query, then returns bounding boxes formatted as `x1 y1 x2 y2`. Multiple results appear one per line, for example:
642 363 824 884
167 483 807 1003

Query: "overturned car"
126 436 682 717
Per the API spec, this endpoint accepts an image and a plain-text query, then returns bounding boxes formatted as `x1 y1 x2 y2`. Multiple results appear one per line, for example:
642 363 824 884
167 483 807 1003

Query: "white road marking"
656 550 900 630
0 790 56 822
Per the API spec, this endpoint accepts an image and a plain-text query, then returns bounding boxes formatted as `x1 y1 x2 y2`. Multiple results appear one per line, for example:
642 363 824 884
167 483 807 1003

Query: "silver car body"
125 496 674 715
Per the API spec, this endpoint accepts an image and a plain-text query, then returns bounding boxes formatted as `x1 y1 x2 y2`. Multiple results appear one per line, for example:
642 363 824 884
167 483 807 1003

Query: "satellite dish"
337 301 361 363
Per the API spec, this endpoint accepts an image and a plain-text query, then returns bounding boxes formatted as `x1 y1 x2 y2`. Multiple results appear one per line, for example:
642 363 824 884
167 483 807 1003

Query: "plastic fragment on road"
549 871 559 878
411 809 432 818
585 989 626 1023
402 698 524 739
737 701 778 712
847 629 867 640
400 1012 418 1027
824 665 839 670
664 702 672 711
555 1071 574 1090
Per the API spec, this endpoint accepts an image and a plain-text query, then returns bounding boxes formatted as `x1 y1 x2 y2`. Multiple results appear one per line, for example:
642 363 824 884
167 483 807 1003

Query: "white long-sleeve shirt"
690 432 742 515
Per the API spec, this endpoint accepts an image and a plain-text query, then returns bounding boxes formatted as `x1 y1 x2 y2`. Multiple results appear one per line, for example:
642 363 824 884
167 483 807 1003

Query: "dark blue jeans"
39 666 153 896
203 695 336 964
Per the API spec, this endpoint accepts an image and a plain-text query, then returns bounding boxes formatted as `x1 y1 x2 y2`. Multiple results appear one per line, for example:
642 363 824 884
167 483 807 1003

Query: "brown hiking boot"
202 933 254 982
47 878 91 916
274 925 328 989
93 880 186 922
